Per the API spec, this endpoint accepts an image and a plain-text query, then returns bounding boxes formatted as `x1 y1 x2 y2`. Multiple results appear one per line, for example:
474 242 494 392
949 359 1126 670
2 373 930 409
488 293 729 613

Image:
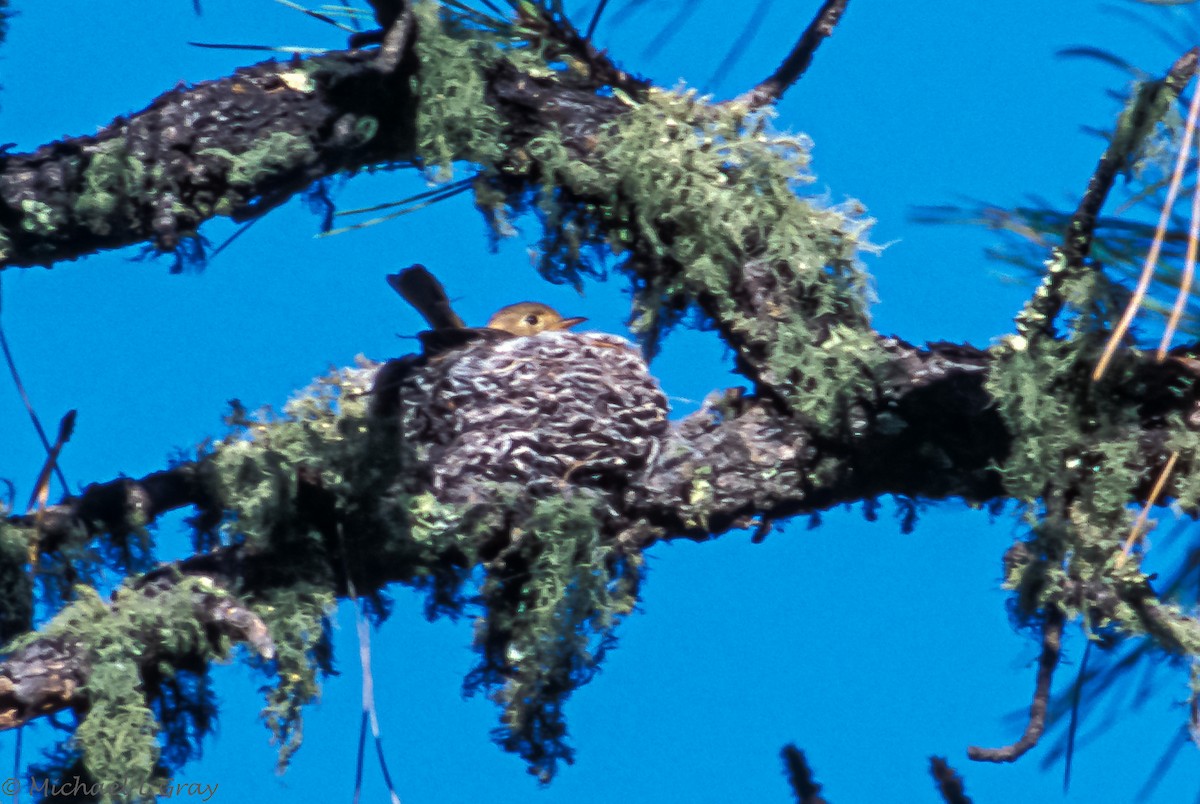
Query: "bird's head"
486 302 587 336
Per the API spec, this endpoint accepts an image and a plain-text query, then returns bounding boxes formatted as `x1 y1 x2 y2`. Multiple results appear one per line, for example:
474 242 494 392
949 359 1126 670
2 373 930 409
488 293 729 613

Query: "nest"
379 330 670 505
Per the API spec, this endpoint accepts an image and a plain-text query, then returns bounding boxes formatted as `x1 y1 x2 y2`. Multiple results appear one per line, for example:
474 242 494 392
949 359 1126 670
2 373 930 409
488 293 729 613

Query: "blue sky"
1 1 1198 801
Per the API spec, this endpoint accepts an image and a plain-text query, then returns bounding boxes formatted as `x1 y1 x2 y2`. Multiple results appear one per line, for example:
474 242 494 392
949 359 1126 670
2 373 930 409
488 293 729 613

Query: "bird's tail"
386 265 467 330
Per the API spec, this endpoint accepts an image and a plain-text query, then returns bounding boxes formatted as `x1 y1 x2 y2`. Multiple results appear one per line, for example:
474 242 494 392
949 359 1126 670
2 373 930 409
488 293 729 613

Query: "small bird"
486 301 587 336
387 265 586 340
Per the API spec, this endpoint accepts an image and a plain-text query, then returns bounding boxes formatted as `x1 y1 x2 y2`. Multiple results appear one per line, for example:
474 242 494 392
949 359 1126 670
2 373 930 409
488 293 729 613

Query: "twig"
780 744 828 804
0 279 70 496
338 523 403 804
541 8 649 97
734 0 851 109
1013 48 1199 343
1095 60 1200 379
25 410 76 514
929 756 973 804
584 0 609 41
1117 450 1179 567
967 607 1065 762
1062 638 1091 793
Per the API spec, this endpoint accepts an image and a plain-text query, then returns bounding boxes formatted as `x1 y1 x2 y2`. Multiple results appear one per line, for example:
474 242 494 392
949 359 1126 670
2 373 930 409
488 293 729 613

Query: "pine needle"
1117 450 1179 567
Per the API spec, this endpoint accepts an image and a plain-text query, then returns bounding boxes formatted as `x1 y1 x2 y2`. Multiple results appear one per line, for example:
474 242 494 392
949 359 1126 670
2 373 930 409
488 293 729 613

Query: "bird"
386 265 586 339
485 301 587 336
371 265 592 416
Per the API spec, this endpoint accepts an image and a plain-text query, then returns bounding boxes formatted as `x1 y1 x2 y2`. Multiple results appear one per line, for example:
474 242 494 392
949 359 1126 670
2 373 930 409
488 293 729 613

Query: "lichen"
411 0 505 179
516 89 881 426
16 578 237 793
987 266 1200 657
469 490 639 784
76 139 145 236
252 585 334 770
198 131 316 190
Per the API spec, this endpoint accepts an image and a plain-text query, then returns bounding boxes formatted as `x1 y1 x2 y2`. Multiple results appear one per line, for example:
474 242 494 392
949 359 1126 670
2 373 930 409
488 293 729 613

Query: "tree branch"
929 756 973 804
0 570 272 730
734 0 851 109
1014 47 1199 339
966 607 1065 762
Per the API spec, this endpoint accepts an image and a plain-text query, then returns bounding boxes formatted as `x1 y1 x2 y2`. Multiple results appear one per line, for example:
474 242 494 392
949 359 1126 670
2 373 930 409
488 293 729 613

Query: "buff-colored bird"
387 266 586 339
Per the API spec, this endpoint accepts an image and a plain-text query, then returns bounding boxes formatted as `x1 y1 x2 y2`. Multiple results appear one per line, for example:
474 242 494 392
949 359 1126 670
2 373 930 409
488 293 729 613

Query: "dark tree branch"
584 0 610 41
1014 47 1199 339
734 0 851 109
0 35 642 270
967 607 1066 762
781 744 828 804
14 333 1200 553
929 756 972 804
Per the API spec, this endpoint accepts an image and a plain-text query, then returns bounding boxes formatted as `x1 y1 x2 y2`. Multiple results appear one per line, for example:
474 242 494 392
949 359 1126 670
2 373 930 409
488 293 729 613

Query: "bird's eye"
524 314 539 326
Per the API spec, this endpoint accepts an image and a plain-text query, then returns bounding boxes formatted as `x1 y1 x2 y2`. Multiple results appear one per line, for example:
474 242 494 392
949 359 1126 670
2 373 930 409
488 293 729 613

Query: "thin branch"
780 744 828 804
0 279 69 495
734 0 851 109
584 0 610 40
967 607 1065 762
1118 449 1179 567
1014 47 1199 342
1062 638 1091 793
1159 117 1200 359
1095 62 1200 379
929 756 973 804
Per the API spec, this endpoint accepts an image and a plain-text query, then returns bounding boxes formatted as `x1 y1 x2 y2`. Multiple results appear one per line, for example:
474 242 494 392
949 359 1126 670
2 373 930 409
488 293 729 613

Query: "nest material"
389 330 671 504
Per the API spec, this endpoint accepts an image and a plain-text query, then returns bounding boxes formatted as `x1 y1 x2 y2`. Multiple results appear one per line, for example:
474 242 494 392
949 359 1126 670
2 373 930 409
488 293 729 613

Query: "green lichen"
198 131 317 190
19 198 64 235
0 518 32 643
76 139 145 236
17 578 237 794
987 267 1200 654
252 585 334 770
411 0 505 179
519 88 881 426
472 490 639 783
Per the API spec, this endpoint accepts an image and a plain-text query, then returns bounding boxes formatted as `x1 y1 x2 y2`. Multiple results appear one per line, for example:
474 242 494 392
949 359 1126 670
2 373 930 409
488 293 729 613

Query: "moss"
13 578 237 792
0 518 32 642
471 490 639 783
987 268 1200 652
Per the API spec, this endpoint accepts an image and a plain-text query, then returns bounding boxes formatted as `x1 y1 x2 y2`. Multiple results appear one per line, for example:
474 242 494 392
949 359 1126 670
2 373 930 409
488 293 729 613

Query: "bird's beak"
553 316 588 330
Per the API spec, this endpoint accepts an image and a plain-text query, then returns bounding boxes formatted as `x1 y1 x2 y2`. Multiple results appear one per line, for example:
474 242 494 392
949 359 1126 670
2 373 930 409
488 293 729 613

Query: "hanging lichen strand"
987 262 1200 668
410 2 883 430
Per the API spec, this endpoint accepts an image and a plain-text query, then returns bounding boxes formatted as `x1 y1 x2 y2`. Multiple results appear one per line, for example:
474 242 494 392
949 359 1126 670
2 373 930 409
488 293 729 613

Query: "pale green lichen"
252 585 334 770
987 266 1200 660
19 198 64 235
411 0 505 179
198 131 317 190
12 578 237 794
76 139 145 236
520 89 881 426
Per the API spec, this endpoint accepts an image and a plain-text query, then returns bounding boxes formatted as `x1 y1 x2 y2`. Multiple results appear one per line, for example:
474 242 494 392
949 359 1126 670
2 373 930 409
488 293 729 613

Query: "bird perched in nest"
386 265 587 350
372 265 670 503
